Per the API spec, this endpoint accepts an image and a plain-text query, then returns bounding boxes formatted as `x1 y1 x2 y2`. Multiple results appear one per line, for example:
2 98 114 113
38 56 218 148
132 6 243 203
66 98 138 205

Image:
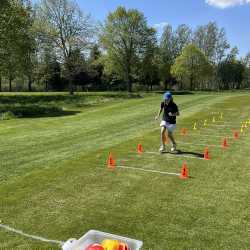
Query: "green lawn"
0 91 250 250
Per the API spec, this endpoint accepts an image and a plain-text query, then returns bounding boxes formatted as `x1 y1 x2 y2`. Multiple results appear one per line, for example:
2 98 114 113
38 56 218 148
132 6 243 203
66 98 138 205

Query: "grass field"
0 91 250 250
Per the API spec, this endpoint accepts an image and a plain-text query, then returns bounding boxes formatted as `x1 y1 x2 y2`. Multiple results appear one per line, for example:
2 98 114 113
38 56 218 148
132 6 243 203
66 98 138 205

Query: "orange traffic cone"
180 162 188 179
181 128 188 136
234 131 239 139
204 147 210 160
137 143 143 154
222 138 228 149
107 152 116 169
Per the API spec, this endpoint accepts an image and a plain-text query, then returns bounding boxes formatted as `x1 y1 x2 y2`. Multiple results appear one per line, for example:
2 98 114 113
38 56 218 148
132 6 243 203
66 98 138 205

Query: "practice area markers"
117 165 180 176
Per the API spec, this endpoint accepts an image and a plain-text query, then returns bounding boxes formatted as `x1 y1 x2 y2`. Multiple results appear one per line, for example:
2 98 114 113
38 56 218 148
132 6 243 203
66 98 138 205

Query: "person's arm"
155 107 163 120
168 111 180 116
168 105 180 117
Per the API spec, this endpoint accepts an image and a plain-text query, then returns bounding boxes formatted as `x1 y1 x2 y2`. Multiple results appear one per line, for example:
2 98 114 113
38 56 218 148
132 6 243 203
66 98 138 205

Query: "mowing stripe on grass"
190 134 233 138
0 223 64 246
179 141 219 147
117 165 180 176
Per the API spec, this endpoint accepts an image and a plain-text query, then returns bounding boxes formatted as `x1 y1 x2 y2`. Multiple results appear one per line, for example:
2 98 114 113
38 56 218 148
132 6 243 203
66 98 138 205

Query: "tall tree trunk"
9 78 12 92
69 78 74 95
65 56 74 95
127 78 132 92
190 74 194 91
125 69 132 92
28 76 32 91
125 59 132 92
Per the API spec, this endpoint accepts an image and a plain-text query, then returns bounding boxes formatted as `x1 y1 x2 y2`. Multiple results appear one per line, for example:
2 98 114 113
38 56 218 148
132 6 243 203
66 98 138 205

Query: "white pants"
160 121 177 133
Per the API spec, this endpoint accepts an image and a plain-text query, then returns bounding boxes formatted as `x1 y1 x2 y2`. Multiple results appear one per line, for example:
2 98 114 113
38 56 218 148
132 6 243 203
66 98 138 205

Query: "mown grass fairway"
0 92 250 250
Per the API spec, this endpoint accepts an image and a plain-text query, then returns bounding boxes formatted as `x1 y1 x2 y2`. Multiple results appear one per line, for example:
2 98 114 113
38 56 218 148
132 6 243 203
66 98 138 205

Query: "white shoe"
171 144 177 153
159 145 166 153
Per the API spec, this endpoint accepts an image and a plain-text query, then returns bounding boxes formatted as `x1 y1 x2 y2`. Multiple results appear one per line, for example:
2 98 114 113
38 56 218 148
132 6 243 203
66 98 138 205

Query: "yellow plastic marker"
240 125 244 133
193 122 197 130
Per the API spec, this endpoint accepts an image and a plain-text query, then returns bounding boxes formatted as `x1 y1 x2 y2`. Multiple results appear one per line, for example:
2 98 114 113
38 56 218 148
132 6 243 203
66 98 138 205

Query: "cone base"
180 176 188 179
108 165 115 169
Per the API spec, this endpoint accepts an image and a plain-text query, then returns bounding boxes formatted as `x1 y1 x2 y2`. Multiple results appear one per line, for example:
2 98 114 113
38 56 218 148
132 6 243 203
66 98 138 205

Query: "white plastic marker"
0 223 64 246
117 165 180 176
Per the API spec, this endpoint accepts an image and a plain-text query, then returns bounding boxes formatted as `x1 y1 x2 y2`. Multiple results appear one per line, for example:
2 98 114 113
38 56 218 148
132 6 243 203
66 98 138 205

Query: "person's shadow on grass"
163 150 203 159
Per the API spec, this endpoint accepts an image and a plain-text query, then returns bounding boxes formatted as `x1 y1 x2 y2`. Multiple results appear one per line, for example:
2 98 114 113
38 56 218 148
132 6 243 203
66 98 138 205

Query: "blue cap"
163 91 172 100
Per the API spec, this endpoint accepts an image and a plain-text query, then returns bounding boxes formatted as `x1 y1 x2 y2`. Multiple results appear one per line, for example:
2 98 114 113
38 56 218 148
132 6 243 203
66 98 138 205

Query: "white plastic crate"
62 230 143 250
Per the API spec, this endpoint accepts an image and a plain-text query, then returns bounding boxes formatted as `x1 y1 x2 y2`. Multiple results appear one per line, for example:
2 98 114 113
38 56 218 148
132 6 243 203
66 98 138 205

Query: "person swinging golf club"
155 91 179 153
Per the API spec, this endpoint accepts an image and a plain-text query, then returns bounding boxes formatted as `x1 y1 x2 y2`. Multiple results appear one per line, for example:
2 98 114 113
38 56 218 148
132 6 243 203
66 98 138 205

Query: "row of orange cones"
107 131 239 179
203 133 239 160
107 151 189 179
107 144 144 169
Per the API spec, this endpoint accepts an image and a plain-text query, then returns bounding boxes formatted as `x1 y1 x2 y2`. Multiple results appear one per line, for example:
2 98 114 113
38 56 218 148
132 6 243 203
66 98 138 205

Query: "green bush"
0 111 16 120
0 104 63 118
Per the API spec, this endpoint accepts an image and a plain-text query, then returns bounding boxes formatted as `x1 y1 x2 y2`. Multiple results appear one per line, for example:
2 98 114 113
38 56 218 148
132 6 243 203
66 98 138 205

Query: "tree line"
0 0 250 93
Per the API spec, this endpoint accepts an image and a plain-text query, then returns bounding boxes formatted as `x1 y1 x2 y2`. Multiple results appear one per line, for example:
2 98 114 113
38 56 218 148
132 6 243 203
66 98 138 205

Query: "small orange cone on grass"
222 138 228 149
107 152 116 169
180 162 188 179
204 147 210 160
234 131 239 139
181 128 188 136
137 143 143 154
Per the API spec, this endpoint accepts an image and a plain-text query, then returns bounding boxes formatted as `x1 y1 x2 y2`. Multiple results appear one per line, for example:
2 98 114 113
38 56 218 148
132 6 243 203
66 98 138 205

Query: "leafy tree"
193 22 229 63
243 52 250 68
87 44 104 89
159 24 191 89
242 52 250 88
89 44 101 63
0 0 36 91
0 1 20 91
174 24 192 57
20 1 37 91
100 6 156 92
159 24 175 89
171 44 213 90
217 48 245 90
139 44 160 91
35 0 93 94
